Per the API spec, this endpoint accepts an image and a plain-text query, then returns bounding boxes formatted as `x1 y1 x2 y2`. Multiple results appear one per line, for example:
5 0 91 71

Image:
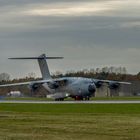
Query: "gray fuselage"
43 77 96 99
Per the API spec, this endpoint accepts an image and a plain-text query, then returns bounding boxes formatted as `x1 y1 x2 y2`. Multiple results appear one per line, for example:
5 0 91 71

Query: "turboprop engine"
47 81 59 89
94 80 103 88
28 83 41 92
108 82 120 89
88 83 96 93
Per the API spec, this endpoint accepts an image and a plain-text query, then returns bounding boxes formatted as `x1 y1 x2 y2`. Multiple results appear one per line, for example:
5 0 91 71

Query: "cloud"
26 2 112 17
120 21 140 28
0 0 140 78
24 1 140 17
1 0 140 18
0 0 140 30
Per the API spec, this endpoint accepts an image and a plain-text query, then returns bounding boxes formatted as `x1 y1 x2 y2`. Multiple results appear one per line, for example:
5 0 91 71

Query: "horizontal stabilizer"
9 57 64 59
8 54 63 80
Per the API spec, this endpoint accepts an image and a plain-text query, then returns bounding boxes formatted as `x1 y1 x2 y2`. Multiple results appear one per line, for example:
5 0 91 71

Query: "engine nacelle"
28 83 40 92
109 82 120 89
47 81 59 89
94 81 103 88
88 84 96 93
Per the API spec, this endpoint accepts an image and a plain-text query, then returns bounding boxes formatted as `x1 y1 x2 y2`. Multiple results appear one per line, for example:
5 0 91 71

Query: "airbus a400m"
0 54 130 101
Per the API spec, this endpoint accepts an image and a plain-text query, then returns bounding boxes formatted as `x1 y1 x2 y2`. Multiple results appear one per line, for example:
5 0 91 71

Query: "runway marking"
0 100 140 104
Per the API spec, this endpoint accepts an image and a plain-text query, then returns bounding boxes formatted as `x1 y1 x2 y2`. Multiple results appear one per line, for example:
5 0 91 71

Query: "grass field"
0 103 140 140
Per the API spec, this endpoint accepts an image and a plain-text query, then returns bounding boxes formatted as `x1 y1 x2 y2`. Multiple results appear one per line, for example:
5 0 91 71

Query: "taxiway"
0 100 140 104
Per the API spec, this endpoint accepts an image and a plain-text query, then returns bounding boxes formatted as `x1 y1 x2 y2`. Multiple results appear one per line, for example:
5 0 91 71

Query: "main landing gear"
55 98 64 101
74 96 90 101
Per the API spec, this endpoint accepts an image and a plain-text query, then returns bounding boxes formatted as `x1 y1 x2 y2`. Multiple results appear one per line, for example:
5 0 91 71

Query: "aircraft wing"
0 81 31 87
97 80 131 85
0 78 68 87
0 79 49 87
93 79 131 89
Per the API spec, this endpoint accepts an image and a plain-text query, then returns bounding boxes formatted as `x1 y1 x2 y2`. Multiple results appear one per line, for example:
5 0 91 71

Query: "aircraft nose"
88 84 96 93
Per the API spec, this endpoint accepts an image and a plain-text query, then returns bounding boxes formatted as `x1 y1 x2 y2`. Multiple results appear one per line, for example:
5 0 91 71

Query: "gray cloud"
0 0 140 78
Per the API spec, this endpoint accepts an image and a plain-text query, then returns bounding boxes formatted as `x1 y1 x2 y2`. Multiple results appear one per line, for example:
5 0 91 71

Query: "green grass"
0 104 140 140
1 103 140 114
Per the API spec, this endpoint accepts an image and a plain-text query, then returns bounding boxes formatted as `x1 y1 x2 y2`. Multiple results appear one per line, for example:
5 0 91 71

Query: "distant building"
7 91 23 97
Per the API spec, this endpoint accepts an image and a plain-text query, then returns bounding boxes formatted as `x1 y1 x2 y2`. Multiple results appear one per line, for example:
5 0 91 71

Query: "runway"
0 100 140 104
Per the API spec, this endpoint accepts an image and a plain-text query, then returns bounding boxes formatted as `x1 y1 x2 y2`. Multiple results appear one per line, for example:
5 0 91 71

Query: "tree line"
0 68 140 96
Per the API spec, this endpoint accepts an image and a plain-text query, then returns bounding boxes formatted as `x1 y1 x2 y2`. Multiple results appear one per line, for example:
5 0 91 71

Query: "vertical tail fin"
38 54 52 80
9 54 64 80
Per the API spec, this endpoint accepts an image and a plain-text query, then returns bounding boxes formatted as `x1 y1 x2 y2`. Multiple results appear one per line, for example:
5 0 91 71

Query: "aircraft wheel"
85 97 90 100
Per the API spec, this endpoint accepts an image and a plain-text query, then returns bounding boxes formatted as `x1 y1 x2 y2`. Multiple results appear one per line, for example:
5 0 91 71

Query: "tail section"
38 54 51 80
9 54 63 80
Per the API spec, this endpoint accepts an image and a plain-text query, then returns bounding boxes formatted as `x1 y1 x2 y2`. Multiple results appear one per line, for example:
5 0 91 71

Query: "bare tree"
27 72 36 79
0 73 10 82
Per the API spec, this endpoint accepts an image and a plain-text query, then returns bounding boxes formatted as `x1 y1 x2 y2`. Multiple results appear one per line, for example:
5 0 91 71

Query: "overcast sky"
0 0 140 78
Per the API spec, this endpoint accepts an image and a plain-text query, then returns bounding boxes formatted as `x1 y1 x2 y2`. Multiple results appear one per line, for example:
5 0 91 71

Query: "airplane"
0 54 131 101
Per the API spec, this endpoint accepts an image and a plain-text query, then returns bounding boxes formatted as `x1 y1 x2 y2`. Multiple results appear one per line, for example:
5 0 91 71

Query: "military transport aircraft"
0 54 130 100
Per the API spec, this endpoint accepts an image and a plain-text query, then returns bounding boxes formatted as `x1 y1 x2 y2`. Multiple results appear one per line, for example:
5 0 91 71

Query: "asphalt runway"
0 100 140 104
